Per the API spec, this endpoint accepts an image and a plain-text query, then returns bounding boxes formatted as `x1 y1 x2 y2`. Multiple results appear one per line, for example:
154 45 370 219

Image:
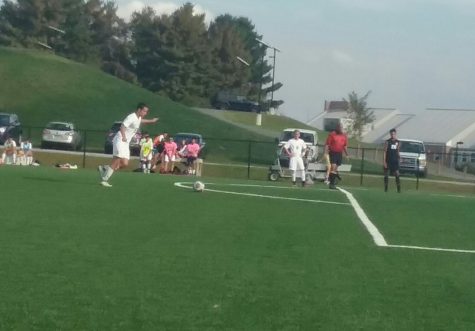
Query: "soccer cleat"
100 181 112 187
329 183 337 189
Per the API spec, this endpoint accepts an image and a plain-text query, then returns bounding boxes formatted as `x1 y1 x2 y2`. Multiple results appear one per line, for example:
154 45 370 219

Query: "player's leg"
384 167 389 192
395 169 401 193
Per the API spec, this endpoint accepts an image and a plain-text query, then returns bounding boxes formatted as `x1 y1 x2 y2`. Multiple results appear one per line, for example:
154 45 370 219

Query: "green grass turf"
0 166 474 330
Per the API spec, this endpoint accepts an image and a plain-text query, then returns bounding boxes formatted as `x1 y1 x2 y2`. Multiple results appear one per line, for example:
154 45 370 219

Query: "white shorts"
141 153 153 161
289 156 305 171
164 154 176 162
113 137 130 160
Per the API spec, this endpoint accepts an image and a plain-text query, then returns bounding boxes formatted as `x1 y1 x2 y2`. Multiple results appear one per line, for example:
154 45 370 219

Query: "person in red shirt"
324 123 349 189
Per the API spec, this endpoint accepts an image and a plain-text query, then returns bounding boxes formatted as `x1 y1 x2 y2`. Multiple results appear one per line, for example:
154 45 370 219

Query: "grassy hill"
0 47 315 164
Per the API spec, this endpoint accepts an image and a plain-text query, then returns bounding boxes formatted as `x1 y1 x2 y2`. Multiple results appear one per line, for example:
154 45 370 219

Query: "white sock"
103 166 114 181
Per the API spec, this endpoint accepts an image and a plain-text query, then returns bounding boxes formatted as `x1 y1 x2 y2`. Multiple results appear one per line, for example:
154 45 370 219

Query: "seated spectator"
186 138 201 175
162 136 177 173
19 139 33 165
1 137 17 165
177 139 188 158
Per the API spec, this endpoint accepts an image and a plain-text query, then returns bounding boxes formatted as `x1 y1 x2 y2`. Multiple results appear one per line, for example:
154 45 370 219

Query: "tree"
131 3 212 103
207 14 252 97
344 91 375 141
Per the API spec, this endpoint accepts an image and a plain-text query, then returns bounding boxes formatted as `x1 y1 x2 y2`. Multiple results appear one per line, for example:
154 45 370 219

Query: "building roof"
394 109 475 147
324 100 348 112
362 113 415 144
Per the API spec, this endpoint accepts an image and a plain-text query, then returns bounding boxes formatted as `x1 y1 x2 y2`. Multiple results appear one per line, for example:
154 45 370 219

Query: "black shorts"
186 156 197 166
329 151 343 166
386 161 399 174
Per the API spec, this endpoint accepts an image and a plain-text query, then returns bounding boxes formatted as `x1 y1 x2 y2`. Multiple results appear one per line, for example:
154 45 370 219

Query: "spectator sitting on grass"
1 137 17 165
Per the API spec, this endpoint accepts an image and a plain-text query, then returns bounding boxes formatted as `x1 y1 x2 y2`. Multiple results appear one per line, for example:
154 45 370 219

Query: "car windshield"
174 134 201 144
0 115 10 126
47 123 73 131
400 141 425 153
281 131 314 144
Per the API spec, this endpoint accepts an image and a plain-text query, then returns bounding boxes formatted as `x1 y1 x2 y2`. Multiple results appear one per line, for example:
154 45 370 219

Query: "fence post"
247 141 252 179
82 130 87 169
360 148 365 186
416 154 420 190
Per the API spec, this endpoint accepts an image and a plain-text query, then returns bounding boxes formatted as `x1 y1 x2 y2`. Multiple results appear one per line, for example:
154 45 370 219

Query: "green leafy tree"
207 14 252 98
344 91 375 141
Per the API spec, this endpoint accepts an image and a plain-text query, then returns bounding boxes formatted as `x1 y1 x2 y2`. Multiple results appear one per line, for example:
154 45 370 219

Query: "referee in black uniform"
383 128 401 193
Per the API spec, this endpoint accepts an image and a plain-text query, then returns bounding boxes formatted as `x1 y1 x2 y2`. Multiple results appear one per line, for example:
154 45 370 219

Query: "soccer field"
1 166 474 330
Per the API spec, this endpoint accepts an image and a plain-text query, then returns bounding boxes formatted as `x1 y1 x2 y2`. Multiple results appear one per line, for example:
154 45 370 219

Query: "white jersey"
21 141 32 152
114 112 141 144
284 138 307 158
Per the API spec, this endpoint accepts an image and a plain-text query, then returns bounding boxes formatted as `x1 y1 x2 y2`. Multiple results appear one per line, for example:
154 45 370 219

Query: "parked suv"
104 121 141 156
0 112 22 144
41 121 82 150
173 132 206 158
399 139 428 177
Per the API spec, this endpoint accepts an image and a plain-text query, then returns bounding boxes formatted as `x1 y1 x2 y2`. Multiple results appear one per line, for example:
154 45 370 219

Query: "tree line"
0 0 283 109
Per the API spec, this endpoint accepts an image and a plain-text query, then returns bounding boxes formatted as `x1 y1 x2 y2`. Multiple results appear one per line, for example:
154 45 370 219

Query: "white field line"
386 244 475 254
337 187 475 254
174 182 350 206
336 188 388 247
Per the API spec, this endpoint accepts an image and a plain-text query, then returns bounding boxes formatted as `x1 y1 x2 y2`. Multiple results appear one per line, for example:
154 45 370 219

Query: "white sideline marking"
386 244 475 254
337 188 388 247
174 182 350 206
338 187 475 254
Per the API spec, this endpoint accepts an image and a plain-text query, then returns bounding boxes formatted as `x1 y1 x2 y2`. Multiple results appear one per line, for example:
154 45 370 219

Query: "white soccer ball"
193 181 205 192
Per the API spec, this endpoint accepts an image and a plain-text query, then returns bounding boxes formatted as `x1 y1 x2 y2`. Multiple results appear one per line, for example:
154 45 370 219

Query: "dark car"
212 91 260 112
0 112 22 144
173 132 206 158
104 121 141 156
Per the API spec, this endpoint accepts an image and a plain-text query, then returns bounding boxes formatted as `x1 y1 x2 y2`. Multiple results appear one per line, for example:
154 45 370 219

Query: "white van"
398 139 427 177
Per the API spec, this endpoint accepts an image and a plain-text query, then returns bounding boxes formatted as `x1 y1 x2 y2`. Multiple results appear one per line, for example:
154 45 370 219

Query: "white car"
41 121 82 150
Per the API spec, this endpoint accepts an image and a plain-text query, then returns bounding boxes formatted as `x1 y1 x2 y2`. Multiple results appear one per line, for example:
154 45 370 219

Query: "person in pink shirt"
162 137 178 173
186 138 201 175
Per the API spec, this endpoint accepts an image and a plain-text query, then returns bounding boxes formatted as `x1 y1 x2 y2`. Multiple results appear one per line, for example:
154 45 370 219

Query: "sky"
9 0 475 122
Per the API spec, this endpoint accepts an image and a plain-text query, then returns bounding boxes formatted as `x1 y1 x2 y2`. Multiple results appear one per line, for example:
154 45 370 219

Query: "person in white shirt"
2 137 17 165
19 139 33 165
98 103 158 187
283 130 308 187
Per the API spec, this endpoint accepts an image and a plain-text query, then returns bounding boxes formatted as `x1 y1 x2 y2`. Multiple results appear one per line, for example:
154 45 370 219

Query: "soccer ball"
193 181 205 192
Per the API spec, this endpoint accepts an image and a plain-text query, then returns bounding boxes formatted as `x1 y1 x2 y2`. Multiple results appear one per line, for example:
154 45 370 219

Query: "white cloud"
116 1 214 24
330 50 355 64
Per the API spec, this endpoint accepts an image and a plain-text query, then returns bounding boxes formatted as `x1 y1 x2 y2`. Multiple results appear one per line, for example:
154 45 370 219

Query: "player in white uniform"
283 130 308 186
98 103 158 187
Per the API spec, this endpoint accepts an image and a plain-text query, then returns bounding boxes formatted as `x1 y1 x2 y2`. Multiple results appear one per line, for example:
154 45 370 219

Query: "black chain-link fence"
12 126 475 185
